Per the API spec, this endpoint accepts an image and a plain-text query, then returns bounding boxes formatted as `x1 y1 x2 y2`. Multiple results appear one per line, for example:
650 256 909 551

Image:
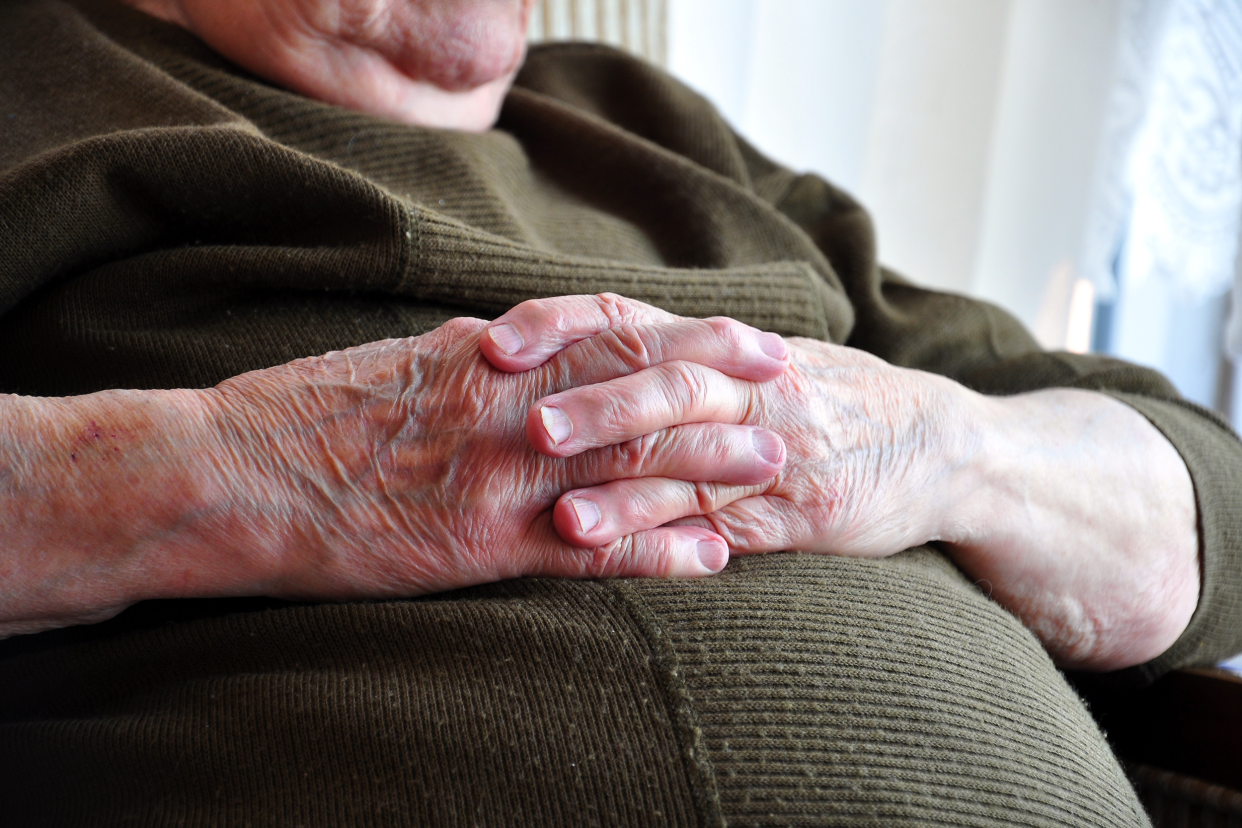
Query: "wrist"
932 387 1019 550
938 388 1199 670
183 385 304 598
195 377 360 602
899 371 993 549
0 387 243 634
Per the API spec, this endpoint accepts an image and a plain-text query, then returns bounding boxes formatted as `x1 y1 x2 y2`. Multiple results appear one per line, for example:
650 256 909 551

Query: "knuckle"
704 511 763 550
582 383 630 433
508 297 542 318
439 316 485 338
511 297 571 338
740 383 763 425
650 368 688 416
663 361 709 410
550 308 578 337
707 316 750 355
703 513 741 546
593 292 629 326
593 292 675 328
615 431 664 476
693 482 718 514
585 535 636 578
601 323 655 370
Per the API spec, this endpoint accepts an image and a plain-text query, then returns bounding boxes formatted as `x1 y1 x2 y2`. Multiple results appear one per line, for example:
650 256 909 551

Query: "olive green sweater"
1 2 1240 825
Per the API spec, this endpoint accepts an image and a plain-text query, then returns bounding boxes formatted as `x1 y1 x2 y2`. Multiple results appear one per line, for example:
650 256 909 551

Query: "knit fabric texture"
1 1 1241 825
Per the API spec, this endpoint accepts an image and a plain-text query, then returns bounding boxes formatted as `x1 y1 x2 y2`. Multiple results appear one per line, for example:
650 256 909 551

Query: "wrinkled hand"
482 294 1200 670
482 294 973 558
201 312 791 600
120 0 535 129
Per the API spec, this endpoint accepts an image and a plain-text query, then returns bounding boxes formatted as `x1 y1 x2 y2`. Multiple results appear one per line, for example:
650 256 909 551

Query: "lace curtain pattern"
1080 0 1242 352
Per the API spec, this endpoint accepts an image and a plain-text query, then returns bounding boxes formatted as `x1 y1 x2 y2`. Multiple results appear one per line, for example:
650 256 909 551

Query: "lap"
0 550 1147 827
633 550 1147 826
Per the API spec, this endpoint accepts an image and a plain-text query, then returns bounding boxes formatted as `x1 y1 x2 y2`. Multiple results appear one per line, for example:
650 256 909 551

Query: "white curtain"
1081 0 1242 341
1078 0 1242 307
527 0 668 67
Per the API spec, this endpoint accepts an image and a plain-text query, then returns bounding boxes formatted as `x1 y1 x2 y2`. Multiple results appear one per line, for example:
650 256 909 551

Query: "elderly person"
0 0 1238 825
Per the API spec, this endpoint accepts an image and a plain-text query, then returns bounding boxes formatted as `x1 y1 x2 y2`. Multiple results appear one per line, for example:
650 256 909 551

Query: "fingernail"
540 406 573 445
569 498 600 533
757 331 787 361
751 429 784 464
488 323 524 356
696 539 728 572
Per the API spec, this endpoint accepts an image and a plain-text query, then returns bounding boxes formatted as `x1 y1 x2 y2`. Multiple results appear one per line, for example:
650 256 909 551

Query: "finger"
565 424 785 489
531 524 730 580
546 317 789 391
485 298 790 384
553 477 770 548
669 496 822 555
482 292 681 371
529 361 757 457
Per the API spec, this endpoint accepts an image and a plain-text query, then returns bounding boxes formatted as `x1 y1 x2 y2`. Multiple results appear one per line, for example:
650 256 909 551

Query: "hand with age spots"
480 294 1201 671
0 311 791 637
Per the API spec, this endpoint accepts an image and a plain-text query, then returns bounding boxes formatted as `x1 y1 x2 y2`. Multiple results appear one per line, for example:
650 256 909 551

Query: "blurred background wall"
530 0 1242 430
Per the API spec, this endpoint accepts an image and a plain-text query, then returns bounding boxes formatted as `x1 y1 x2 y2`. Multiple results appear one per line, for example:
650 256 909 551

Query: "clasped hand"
4 293 1194 670
480 294 976 562
472 294 1199 671
205 292 1195 670
207 298 790 597
217 293 975 606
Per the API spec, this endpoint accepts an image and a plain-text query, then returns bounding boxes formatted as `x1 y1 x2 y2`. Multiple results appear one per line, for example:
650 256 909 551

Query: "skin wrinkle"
594 292 630 329
220 322 615 597
645 337 975 559
587 534 638 579
371 422 404 510
342 346 361 385
212 371 381 577
277 403 355 509
702 499 785 551
665 361 709 421
2 267 1198 667
305 384 362 499
821 367 943 551
608 323 655 373
334 0 396 36
692 480 722 517
857 391 934 544
622 431 663 478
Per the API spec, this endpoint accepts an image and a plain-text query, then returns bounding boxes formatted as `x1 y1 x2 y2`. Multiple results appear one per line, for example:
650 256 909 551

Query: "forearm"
944 387 1199 671
0 389 274 637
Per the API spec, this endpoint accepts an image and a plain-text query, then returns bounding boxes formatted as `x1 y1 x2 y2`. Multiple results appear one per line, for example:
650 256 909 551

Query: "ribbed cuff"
1103 392 1242 684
